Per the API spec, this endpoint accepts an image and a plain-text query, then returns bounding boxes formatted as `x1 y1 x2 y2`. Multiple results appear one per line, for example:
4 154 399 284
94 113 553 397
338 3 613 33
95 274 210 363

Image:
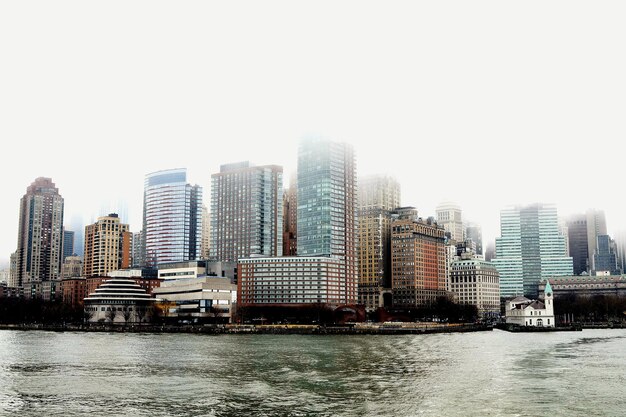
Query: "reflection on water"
0 329 625 416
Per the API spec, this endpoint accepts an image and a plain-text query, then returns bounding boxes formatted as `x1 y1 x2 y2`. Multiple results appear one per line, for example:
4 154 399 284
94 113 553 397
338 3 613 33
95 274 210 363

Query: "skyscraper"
201 204 211 260
238 138 357 308
210 162 283 262
297 138 357 304
436 202 464 243
282 173 298 257
63 229 75 261
567 214 589 275
465 223 483 256
357 175 401 311
391 207 447 307
15 177 64 294
132 230 145 267
593 235 621 276
143 168 202 267
493 203 573 298
586 209 607 271
83 213 132 277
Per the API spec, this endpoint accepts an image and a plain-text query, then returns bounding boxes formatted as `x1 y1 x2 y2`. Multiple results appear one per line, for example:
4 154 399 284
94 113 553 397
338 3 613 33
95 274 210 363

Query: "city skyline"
2 2 625 267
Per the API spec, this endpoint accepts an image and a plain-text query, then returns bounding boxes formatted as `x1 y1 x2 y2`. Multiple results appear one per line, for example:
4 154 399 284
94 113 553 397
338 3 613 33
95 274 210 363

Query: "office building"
143 168 202 267
391 208 448 307
63 229 75 261
61 255 83 279
201 204 210 260
449 251 500 318
357 175 400 311
297 138 357 303
567 214 589 275
593 235 621 276
282 173 298 257
493 204 573 298
210 162 283 262
586 209 607 271
436 202 464 243
465 223 483 256
15 177 64 295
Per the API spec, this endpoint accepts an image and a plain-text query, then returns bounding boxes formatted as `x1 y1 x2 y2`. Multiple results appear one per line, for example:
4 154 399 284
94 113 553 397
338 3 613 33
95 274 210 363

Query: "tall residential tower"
210 162 283 262
15 177 64 295
357 175 401 311
143 169 202 267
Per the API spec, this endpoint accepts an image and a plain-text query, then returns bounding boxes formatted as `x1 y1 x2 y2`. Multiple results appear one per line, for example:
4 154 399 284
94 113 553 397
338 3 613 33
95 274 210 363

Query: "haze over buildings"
1 2 625 276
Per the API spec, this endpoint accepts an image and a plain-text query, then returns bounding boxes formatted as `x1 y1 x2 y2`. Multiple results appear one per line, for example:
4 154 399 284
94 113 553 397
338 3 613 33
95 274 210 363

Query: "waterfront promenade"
0 321 492 335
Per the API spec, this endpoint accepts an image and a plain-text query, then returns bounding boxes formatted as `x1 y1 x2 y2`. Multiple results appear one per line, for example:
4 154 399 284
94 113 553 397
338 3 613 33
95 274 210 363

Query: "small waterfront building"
84 277 157 323
505 281 555 327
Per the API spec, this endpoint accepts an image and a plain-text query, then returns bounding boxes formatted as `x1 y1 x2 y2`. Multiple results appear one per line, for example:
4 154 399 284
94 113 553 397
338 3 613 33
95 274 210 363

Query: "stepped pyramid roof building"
84 277 157 323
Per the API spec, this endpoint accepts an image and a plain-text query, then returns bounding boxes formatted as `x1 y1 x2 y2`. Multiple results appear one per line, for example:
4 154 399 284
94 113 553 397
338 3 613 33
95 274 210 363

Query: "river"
0 329 624 416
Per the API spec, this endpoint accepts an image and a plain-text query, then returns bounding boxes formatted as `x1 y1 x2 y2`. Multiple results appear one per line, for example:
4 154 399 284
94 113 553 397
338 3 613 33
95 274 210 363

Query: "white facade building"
505 281 555 327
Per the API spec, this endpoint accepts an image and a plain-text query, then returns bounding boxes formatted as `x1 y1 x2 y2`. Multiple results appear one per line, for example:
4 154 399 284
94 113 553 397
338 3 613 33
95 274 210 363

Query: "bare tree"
83 307 95 324
122 307 132 324
209 305 222 324
106 306 118 323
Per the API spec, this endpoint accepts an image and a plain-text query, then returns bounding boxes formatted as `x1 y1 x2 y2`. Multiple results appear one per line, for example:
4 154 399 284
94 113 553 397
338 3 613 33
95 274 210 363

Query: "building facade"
505 281 555 327
586 209 607 271
391 208 448 307
84 278 156 323
63 229 75 261
210 162 283 262
537 275 626 298
15 177 65 294
593 235 621 276
449 254 500 318
61 255 83 279
567 213 589 275
201 204 211 260
297 138 357 304
282 173 298 257
143 168 202 267
436 202 464 243
493 204 573 298
83 213 132 277
357 175 400 311
153 277 237 323
465 223 483 256
238 256 349 305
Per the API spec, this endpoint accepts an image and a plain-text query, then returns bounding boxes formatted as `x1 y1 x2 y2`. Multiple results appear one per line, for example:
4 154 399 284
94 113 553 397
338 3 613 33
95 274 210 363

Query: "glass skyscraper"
297 138 357 304
493 203 573 298
142 168 202 267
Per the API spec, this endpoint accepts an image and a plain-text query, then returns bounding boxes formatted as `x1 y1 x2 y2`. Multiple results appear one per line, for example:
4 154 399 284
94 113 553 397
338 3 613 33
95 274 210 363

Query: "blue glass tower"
493 203 573 298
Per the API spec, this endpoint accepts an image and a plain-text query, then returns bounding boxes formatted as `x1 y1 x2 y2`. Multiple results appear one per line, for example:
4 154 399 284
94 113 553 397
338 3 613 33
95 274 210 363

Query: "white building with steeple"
505 280 555 327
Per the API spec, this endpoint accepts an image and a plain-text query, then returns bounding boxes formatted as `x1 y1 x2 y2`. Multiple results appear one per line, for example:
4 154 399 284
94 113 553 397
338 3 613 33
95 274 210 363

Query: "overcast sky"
1 1 625 267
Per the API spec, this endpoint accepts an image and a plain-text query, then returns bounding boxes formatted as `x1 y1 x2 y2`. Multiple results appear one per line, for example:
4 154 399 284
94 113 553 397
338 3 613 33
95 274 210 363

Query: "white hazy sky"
1 1 625 267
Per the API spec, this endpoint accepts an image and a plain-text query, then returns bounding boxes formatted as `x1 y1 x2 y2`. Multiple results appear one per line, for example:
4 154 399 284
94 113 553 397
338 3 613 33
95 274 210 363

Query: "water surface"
0 329 624 416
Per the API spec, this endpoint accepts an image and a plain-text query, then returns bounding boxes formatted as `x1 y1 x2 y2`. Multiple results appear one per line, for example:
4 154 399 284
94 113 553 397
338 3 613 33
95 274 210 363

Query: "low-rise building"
84 277 157 323
238 256 349 307
505 281 555 327
61 278 87 308
152 276 237 323
538 275 626 298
